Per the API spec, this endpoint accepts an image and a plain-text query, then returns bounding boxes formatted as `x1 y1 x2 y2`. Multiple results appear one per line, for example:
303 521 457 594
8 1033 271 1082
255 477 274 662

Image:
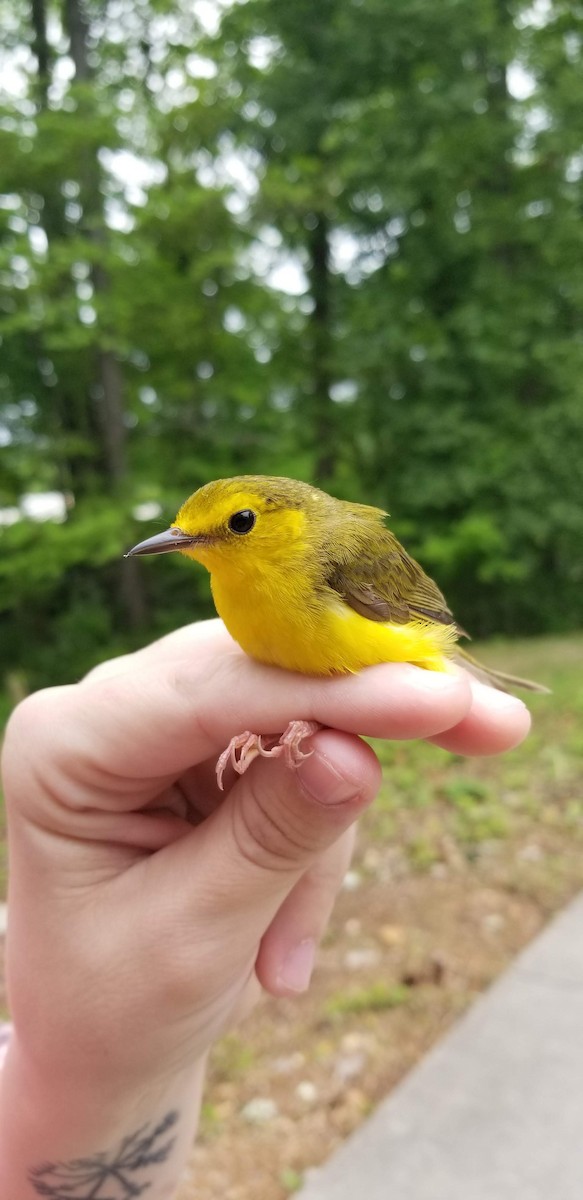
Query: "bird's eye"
228 509 256 535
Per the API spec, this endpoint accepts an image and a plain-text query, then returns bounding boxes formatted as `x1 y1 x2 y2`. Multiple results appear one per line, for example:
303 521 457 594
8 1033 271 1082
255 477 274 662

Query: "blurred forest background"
1 0 582 706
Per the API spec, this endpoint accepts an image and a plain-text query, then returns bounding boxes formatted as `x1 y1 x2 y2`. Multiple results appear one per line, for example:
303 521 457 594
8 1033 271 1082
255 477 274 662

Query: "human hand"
0 620 530 1198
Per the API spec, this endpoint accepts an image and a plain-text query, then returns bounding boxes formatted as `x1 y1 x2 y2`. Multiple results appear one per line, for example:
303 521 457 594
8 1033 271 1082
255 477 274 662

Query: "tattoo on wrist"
29 1110 179 1198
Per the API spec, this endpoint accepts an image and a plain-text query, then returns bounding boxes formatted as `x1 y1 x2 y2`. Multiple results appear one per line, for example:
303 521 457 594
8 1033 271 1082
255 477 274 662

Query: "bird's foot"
216 720 320 791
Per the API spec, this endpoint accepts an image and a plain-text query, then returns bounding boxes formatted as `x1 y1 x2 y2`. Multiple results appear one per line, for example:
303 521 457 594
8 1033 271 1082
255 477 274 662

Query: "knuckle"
4 688 52 741
1 686 80 811
230 775 315 873
81 655 132 684
2 688 66 770
170 653 226 702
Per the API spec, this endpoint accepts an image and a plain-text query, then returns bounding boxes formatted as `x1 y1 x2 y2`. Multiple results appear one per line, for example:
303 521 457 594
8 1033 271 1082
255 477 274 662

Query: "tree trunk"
30 0 50 107
307 213 336 483
63 0 92 82
63 0 148 629
29 1 96 493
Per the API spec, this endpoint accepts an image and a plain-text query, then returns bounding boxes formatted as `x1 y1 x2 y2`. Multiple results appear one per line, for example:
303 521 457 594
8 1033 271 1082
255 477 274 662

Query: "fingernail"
473 684 528 714
399 665 462 693
298 751 360 806
278 938 316 993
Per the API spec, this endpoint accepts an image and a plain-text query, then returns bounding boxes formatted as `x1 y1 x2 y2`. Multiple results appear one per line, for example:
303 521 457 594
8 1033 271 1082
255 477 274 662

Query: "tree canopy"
1 0 582 694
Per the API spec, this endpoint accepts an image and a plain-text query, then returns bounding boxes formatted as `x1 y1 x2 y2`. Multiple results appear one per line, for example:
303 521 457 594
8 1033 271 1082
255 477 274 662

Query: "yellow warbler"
127 475 546 784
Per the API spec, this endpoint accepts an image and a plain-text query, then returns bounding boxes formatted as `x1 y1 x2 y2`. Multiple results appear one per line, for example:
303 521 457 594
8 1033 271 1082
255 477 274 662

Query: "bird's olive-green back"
312 503 462 632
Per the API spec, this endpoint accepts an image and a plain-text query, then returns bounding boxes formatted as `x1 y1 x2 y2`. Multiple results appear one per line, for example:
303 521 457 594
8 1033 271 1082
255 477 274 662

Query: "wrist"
0 1035 206 1200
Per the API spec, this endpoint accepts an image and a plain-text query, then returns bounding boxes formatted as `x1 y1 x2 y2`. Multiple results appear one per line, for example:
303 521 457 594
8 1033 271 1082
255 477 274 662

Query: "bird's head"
126 476 325 573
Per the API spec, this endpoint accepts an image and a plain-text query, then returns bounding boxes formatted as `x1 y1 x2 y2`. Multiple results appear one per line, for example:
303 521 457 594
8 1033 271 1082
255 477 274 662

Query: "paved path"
299 892 583 1200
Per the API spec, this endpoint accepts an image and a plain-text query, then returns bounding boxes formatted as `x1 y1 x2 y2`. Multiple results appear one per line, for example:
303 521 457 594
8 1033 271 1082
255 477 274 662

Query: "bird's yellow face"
172 478 308 575
126 475 332 581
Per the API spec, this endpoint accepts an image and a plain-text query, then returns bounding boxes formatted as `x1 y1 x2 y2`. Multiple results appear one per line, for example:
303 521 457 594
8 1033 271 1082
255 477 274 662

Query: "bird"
126 475 547 787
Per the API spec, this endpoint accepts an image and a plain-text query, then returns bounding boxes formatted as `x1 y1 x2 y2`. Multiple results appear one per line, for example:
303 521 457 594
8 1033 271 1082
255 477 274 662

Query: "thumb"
163 729 381 966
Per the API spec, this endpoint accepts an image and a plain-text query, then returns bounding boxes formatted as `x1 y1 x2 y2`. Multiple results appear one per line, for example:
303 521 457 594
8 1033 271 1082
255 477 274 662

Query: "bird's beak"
124 527 200 557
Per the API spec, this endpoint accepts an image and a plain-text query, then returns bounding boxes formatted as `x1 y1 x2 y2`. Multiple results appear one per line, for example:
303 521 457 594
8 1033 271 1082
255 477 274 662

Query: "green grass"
280 1169 304 1193
324 981 411 1018
316 637 583 1038
211 1033 256 1081
363 635 583 868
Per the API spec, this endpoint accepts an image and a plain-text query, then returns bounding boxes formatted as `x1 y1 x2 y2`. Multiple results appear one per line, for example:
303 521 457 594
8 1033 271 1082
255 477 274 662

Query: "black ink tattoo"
29 1110 179 1198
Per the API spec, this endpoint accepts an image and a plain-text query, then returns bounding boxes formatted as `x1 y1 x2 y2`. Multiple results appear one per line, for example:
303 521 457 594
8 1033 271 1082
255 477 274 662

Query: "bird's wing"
326 536 467 635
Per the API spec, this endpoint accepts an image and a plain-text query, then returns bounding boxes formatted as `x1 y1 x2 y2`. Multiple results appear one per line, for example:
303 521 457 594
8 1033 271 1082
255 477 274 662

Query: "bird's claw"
216 720 320 790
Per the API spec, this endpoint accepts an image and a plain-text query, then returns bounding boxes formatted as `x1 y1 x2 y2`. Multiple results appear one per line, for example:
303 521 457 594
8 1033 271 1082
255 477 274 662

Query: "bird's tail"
454 648 550 695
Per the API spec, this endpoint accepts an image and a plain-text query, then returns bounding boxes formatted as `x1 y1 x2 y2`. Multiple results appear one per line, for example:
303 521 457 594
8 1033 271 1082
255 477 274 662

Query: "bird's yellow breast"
209 557 456 677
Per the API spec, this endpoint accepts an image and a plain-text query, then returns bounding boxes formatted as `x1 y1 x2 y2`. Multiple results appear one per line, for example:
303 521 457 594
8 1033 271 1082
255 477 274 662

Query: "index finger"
82 619 232 683
25 647 472 795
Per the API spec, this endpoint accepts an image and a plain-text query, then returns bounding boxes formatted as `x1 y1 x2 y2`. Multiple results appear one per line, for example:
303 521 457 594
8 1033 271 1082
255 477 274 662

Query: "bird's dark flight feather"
326 538 469 637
